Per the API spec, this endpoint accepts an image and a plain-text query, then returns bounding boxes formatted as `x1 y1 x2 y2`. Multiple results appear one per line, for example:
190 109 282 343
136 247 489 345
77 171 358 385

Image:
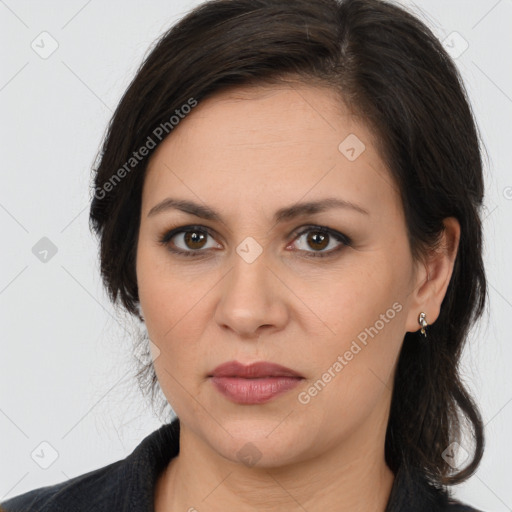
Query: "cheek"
137 238 210 338
298 297 404 438
316 253 405 340
305 255 406 396
136 242 221 382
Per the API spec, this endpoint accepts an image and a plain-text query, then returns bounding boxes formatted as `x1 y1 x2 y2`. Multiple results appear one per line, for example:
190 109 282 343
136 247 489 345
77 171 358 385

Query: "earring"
418 312 428 337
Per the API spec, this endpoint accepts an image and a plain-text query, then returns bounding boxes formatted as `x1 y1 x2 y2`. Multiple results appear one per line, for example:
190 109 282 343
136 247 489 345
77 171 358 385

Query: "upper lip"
209 360 303 379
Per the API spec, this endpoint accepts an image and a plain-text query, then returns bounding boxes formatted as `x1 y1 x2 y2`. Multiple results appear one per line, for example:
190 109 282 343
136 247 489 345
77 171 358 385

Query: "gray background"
1 1 511 510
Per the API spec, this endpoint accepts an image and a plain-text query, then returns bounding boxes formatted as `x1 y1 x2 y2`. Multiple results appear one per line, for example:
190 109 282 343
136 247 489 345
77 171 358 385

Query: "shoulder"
445 498 484 511
437 485 485 511
0 459 124 512
0 420 180 512
387 464 485 512
424 482 485 512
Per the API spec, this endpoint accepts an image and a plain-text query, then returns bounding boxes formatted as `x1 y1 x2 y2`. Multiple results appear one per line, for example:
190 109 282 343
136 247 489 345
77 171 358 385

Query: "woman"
0 0 487 510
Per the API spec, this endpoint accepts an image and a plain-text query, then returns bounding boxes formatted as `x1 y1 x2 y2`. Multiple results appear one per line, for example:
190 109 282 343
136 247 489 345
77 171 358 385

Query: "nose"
214 250 289 339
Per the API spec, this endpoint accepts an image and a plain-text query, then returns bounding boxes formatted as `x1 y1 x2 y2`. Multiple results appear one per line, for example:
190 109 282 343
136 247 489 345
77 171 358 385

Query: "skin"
135 82 460 512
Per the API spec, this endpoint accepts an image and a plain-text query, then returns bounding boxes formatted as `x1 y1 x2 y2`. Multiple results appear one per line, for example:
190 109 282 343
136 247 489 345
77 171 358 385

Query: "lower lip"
210 376 303 404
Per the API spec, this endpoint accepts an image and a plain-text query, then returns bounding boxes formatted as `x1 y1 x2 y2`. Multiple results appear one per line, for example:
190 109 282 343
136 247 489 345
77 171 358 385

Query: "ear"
405 217 460 333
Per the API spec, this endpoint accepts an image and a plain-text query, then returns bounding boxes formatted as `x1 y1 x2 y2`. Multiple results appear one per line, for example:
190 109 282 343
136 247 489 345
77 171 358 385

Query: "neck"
154 421 395 512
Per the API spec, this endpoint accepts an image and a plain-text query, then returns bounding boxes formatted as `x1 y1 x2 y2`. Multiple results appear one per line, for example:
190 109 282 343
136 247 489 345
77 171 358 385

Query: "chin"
199 415 317 468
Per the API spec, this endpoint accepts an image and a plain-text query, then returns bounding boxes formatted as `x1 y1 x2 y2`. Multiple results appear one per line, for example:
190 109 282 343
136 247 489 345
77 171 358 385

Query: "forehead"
142 83 400 222
168 83 353 151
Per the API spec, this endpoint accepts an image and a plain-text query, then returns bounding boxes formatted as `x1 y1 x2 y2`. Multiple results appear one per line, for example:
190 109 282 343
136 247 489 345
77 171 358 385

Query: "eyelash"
157 224 352 259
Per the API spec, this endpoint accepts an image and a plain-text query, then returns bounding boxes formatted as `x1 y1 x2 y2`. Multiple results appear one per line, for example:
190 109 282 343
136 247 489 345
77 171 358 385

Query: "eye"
158 225 221 257
288 225 351 258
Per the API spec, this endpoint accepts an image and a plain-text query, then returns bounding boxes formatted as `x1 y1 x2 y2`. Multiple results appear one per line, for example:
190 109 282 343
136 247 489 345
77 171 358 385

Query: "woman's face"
136 83 424 467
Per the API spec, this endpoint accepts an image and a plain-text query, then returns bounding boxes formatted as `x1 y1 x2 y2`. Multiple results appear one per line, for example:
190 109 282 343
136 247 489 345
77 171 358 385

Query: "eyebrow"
147 197 369 222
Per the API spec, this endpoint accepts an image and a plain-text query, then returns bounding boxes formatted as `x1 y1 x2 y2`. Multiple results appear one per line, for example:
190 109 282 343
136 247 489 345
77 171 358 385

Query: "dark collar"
116 417 181 511
385 462 452 511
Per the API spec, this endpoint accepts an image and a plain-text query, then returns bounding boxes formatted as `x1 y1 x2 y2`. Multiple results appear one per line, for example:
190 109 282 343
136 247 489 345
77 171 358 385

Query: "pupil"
185 231 205 249
308 232 328 250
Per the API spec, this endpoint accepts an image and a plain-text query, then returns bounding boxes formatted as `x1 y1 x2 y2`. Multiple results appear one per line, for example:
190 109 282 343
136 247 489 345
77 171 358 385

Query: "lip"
209 361 304 405
209 360 303 379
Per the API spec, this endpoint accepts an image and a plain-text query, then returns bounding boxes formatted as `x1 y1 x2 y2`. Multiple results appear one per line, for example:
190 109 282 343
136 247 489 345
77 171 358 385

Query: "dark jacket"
0 418 482 511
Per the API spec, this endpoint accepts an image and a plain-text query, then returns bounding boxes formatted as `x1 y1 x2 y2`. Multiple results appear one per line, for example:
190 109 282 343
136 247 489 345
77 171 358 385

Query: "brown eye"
306 231 329 251
183 230 207 250
290 226 351 258
159 225 221 257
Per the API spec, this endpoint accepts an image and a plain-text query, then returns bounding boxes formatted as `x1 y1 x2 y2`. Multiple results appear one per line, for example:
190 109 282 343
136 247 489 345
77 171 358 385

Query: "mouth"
209 360 304 379
208 360 304 404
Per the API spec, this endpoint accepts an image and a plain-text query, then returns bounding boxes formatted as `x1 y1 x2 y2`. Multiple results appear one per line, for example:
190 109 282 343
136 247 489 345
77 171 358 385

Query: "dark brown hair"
89 0 487 486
